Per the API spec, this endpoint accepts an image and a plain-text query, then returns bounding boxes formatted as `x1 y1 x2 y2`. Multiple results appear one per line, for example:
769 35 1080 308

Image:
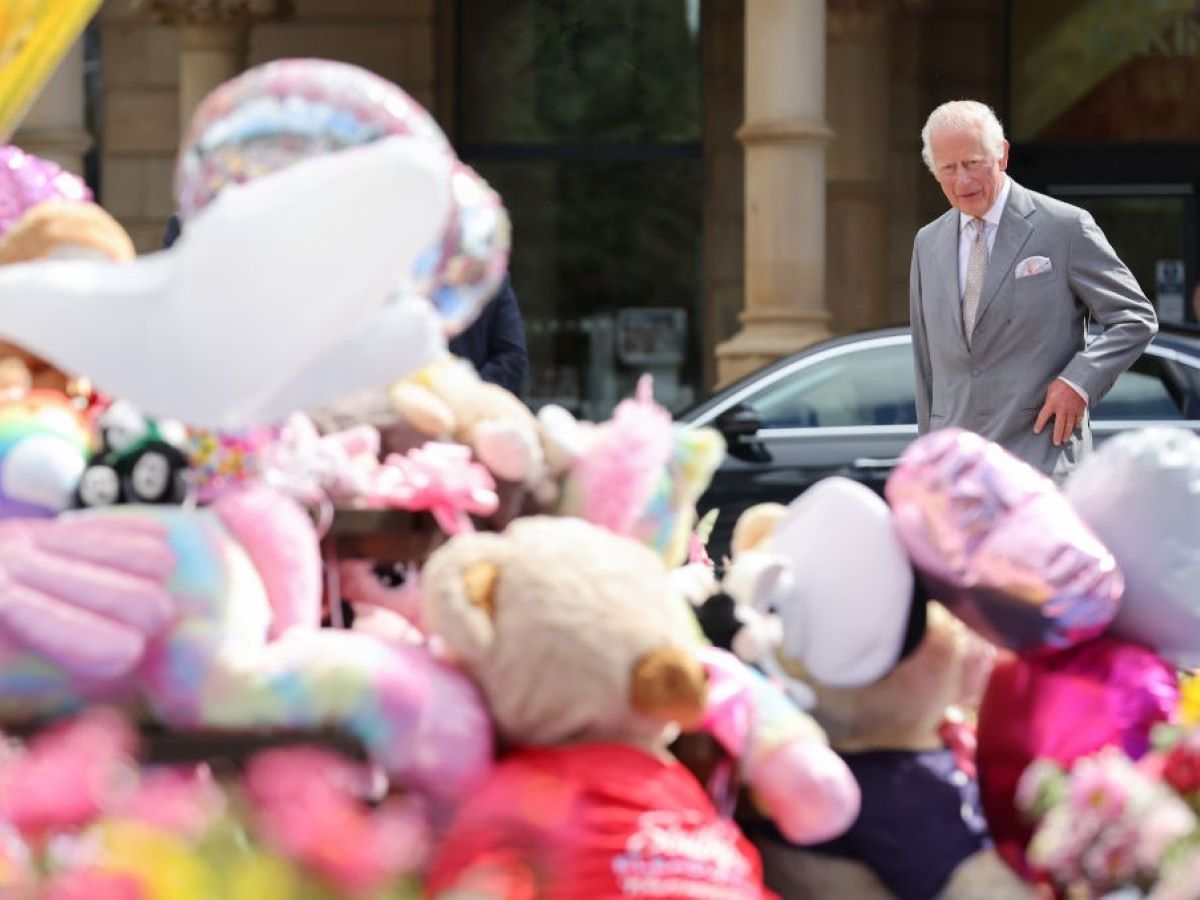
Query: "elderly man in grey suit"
909 100 1157 479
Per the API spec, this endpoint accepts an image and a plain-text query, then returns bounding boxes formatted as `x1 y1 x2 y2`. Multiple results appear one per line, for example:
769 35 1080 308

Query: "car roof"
678 322 1200 423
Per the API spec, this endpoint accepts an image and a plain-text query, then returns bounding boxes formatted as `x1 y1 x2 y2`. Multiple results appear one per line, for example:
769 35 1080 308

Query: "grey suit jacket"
909 179 1158 478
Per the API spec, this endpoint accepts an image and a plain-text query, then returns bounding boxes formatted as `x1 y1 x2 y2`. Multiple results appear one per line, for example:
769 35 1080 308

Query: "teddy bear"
389 355 549 495
418 515 860 899
715 481 1036 900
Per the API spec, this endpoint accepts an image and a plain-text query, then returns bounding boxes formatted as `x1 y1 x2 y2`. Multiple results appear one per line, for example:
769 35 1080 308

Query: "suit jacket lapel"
937 210 965 343
975 179 1035 331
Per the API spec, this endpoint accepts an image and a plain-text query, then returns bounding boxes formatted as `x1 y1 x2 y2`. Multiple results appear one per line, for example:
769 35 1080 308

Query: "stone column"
132 0 287 134
12 39 92 176
716 0 833 386
826 0 892 334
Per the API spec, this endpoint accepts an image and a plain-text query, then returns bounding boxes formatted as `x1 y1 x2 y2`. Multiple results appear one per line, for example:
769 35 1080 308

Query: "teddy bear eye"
371 562 408 588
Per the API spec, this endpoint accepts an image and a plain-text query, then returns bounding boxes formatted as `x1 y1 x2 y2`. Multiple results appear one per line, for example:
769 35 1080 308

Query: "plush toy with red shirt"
419 515 855 900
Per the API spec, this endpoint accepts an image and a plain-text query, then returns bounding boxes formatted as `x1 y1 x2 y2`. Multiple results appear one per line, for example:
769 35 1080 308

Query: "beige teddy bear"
389 355 551 500
418 515 780 899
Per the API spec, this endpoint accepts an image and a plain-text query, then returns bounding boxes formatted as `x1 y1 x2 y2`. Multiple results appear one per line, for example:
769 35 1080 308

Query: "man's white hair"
920 100 1006 172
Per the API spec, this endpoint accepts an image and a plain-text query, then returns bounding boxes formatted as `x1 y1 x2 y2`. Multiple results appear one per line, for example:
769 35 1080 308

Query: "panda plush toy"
74 401 191 508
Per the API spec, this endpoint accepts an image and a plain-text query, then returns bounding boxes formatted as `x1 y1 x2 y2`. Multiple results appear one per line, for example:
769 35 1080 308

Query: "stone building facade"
15 0 1195 415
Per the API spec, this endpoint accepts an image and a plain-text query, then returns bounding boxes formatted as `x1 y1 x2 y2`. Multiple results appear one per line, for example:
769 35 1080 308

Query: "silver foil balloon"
1065 427 1200 668
885 428 1123 653
174 58 510 338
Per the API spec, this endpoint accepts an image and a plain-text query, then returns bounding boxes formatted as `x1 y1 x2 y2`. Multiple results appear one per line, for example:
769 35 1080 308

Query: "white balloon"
0 137 452 429
1065 427 1200 668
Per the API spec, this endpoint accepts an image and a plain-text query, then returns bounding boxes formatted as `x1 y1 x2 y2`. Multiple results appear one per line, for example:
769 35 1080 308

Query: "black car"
680 325 1200 559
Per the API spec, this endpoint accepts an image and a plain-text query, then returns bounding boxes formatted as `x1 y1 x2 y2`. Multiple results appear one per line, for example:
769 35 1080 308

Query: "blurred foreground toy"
0 484 493 809
0 390 91 519
886 428 1185 881
715 488 1028 900
552 376 726 567
421 517 783 898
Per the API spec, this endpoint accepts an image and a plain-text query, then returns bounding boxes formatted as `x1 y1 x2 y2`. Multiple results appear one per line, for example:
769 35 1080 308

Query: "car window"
747 341 917 428
1094 353 1184 421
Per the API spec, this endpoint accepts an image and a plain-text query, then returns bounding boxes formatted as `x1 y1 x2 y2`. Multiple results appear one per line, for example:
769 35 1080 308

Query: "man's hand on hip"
1034 378 1088 446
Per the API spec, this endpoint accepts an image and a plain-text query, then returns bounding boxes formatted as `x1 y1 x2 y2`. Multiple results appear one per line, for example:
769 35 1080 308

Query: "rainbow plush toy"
0 389 91 519
551 376 725 567
0 472 493 808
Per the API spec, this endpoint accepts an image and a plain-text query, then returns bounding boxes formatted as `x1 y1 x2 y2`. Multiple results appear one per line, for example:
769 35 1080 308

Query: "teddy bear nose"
630 647 709 730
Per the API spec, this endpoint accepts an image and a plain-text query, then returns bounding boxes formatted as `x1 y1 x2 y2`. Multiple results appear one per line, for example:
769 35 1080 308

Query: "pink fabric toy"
0 484 493 807
698 646 860 845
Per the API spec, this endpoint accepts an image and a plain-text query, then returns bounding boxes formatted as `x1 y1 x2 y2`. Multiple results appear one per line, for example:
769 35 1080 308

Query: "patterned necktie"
962 217 988 347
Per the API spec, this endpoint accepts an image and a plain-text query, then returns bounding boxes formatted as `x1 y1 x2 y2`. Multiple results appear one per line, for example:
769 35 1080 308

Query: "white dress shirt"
957 175 1011 295
956 175 1087 404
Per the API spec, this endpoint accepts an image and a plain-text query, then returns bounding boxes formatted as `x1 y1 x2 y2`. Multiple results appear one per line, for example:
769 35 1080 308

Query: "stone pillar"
12 39 92 176
826 0 892 334
716 0 833 386
132 0 287 134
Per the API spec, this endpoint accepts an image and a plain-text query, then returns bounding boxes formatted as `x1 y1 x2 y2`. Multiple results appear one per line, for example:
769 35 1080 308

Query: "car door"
700 334 917 556
1091 342 1200 442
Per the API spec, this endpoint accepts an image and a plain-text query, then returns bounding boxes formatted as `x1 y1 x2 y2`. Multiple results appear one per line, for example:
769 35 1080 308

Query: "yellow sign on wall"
0 0 104 143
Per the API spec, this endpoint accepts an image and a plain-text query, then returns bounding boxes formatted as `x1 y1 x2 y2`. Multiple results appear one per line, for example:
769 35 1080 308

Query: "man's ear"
998 139 1010 171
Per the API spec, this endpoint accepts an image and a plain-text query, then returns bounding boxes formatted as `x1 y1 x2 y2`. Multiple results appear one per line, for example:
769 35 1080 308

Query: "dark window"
456 0 703 418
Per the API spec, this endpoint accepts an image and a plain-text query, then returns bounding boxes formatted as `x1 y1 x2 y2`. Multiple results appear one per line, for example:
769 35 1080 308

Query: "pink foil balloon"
885 428 1123 653
975 637 1178 878
0 145 91 238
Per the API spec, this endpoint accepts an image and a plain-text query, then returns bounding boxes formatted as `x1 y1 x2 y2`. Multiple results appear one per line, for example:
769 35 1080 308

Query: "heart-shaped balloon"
1065 427 1200 668
726 476 915 688
0 0 104 144
976 636 1179 878
885 428 1122 654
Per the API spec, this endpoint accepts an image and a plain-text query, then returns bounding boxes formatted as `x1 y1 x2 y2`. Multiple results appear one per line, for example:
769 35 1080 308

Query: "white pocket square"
1016 255 1052 279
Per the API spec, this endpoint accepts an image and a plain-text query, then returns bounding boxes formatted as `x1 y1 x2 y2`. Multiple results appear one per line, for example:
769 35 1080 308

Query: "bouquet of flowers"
1018 675 1200 899
0 709 429 899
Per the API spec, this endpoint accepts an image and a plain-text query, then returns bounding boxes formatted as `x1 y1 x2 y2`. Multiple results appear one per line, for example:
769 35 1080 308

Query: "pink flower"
42 868 145 900
1067 750 1135 821
242 745 428 893
0 709 137 841
1135 792 1197 870
1080 822 1139 889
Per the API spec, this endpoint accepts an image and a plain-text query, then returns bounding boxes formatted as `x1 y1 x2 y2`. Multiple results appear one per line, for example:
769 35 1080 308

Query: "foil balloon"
0 136 452 429
0 0 105 143
175 57 508 338
0 145 91 238
409 163 511 336
1065 427 1200 669
975 637 1179 878
885 428 1123 654
725 476 915 689
175 58 453 222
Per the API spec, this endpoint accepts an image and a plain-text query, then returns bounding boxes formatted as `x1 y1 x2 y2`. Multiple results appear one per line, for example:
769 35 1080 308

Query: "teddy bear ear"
630 647 708 730
462 561 500 618
730 503 787 556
